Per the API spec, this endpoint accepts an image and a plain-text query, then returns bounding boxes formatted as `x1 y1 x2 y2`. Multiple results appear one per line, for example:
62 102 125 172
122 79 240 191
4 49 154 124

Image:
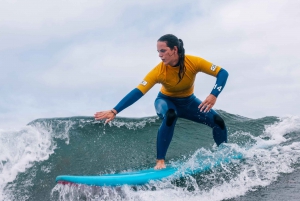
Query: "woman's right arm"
94 88 144 123
94 65 159 123
113 88 144 114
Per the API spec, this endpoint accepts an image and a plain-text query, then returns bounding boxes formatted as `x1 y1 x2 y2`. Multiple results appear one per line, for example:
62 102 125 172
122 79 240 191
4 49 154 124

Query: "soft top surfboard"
56 167 177 186
56 150 243 186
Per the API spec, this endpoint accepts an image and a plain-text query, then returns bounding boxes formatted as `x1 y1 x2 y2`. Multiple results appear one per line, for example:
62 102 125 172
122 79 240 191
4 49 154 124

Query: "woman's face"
157 41 178 66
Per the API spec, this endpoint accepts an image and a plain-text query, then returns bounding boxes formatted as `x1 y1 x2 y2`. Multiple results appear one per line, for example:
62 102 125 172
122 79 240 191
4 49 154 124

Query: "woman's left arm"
199 68 229 112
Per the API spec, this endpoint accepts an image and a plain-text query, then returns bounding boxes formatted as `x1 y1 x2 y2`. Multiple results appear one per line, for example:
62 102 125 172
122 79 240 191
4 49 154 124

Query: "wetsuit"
113 55 228 160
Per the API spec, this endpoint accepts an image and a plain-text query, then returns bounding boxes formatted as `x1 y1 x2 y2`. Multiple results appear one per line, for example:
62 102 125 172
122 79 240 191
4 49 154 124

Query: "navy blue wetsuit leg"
179 96 228 146
154 92 227 160
154 96 178 160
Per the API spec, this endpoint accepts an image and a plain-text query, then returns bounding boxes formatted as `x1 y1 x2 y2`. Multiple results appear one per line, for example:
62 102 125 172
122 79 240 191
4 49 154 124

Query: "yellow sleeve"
193 56 221 77
136 66 159 94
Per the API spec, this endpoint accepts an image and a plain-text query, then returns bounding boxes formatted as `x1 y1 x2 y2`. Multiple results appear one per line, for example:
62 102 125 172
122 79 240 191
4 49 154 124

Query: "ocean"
0 110 300 201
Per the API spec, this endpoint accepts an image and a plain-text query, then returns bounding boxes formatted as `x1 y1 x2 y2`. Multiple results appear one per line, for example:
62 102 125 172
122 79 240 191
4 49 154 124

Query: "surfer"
94 34 228 170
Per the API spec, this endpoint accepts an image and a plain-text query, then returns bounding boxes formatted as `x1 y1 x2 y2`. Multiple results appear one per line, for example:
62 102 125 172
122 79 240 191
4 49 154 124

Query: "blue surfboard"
56 150 243 186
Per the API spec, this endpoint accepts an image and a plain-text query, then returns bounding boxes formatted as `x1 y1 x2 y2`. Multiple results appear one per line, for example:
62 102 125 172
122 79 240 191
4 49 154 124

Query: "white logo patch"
210 64 217 71
141 80 147 86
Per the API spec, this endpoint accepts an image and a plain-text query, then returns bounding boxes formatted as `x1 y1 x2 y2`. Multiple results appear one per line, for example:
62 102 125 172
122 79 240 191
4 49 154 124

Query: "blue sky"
1 0 300 128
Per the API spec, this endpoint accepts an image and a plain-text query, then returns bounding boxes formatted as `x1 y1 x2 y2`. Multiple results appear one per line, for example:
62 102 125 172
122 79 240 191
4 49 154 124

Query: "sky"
0 0 300 128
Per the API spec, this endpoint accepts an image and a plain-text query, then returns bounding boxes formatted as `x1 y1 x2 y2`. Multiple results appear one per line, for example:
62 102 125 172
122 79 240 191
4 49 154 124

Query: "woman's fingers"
198 94 217 113
199 103 211 112
94 110 115 122
94 112 106 120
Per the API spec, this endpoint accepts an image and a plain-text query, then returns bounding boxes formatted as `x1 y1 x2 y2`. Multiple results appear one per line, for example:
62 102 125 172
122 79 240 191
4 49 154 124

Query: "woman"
94 34 229 169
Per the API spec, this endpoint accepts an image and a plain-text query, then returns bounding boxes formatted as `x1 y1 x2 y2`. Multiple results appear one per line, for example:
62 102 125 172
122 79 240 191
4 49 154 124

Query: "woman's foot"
154 159 166 169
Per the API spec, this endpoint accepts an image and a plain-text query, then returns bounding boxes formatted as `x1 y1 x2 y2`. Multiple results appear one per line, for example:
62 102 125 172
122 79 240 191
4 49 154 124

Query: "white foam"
0 125 55 201
31 119 75 145
108 117 157 130
264 116 300 141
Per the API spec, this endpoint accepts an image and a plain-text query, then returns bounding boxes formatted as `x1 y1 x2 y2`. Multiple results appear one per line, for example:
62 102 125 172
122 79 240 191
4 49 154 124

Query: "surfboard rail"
56 167 177 186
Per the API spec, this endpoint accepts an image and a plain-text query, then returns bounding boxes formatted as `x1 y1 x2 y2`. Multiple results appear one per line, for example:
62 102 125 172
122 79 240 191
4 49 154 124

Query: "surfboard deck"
56 151 243 186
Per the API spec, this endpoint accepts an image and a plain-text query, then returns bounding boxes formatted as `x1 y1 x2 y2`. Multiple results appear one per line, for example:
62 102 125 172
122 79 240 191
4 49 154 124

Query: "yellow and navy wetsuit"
113 55 229 160
137 55 222 97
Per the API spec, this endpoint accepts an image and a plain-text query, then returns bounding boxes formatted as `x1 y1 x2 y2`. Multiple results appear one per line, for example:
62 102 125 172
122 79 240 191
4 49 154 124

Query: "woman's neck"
169 55 180 67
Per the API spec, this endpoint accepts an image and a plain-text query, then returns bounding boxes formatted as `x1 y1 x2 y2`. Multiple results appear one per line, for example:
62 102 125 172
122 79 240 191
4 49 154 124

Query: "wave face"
1 110 300 201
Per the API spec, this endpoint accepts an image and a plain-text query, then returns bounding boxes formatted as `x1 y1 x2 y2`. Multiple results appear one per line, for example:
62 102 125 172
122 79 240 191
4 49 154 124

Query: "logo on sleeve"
210 64 217 71
141 80 147 86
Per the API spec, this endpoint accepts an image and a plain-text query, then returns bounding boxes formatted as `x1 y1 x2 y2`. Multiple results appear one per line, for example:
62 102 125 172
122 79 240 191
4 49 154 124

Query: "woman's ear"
174 46 178 54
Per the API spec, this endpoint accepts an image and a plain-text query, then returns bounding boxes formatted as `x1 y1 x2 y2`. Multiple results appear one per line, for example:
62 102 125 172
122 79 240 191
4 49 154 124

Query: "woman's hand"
94 109 117 123
198 94 217 113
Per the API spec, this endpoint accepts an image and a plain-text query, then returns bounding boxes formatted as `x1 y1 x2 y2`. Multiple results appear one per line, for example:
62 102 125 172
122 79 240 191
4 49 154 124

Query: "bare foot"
154 159 166 169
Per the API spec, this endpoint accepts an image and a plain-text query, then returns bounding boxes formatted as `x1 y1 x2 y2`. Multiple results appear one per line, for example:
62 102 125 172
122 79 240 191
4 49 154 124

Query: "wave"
1 111 300 201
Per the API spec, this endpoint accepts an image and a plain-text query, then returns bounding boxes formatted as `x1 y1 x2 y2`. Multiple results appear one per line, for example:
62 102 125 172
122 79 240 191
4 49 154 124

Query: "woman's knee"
165 109 177 126
213 114 225 129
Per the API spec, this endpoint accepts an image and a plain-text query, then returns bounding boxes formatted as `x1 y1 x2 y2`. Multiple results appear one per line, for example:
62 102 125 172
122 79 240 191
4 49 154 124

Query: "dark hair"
158 34 186 84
